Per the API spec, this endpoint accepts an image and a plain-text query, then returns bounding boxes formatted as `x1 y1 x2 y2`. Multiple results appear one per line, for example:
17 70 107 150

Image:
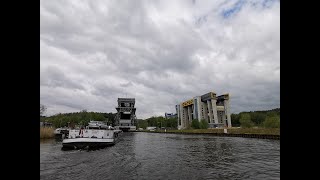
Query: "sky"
40 0 280 119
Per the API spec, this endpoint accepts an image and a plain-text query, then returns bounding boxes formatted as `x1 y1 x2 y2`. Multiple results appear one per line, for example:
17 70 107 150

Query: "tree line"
137 108 280 129
40 103 279 129
231 108 280 128
41 110 117 128
137 116 178 129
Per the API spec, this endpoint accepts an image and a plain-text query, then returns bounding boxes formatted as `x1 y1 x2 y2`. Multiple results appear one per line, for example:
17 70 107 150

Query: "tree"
104 112 116 125
231 114 240 127
266 111 278 118
199 119 209 129
230 108 280 127
251 112 266 126
137 119 148 129
239 113 254 128
168 117 178 129
40 104 47 116
263 115 280 128
191 119 200 129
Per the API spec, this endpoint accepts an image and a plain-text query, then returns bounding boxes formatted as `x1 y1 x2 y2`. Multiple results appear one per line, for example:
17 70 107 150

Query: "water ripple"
41 133 280 180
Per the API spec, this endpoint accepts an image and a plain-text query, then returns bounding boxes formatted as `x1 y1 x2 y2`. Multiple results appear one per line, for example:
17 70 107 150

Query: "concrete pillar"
193 100 197 120
203 102 208 122
180 105 184 129
187 106 192 127
222 111 226 126
211 99 219 124
197 98 202 121
176 105 180 128
225 100 232 127
182 107 186 128
218 111 226 126
207 100 213 123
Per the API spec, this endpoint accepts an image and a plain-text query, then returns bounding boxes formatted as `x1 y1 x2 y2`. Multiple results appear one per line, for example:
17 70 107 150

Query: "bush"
185 121 192 129
250 112 266 126
263 116 280 128
199 119 209 129
231 114 240 127
191 119 200 129
239 113 254 128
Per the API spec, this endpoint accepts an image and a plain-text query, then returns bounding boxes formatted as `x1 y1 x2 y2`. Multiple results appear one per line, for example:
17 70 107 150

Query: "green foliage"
40 116 46 122
191 119 200 129
146 116 163 127
250 112 266 125
137 119 148 129
145 116 177 129
232 108 280 127
42 111 116 128
239 113 254 128
231 114 240 126
199 119 209 129
168 117 178 129
266 111 278 116
263 115 280 128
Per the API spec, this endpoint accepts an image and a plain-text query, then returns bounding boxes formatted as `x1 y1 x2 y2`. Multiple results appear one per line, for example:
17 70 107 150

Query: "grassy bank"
40 127 54 139
143 127 280 136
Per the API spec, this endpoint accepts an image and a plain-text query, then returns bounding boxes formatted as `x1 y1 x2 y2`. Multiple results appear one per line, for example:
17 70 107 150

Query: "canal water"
40 132 280 180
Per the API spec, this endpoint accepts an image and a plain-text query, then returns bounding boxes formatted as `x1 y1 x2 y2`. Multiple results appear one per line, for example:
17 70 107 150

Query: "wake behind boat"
62 121 122 150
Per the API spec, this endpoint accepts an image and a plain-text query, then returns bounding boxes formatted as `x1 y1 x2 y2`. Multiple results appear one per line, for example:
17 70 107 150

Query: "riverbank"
40 127 54 139
138 128 280 140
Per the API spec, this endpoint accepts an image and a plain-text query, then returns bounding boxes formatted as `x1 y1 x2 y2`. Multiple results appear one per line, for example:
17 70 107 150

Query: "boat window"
107 133 109 136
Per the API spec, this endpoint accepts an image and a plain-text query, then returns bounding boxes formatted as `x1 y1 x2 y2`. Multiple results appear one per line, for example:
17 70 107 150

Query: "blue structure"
165 112 177 119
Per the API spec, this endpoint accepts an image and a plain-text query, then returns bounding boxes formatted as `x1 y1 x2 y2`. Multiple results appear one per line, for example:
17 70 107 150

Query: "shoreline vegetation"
40 126 279 140
139 127 279 135
40 107 280 139
138 128 280 140
40 127 54 139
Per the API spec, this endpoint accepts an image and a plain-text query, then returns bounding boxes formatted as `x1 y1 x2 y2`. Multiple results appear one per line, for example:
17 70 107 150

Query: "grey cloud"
40 65 85 90
91 81 124 98
120 82 133 87
41 0 280 118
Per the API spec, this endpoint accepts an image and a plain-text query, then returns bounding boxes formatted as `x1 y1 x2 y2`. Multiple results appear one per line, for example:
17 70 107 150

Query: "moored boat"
62 121 122 150
54 127 70 139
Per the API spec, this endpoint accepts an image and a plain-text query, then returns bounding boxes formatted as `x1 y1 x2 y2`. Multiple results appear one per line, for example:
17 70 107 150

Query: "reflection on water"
40 132 280 180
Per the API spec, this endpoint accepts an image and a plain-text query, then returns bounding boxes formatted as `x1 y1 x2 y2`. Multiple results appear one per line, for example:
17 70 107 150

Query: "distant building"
176 91 231 129
165 112 177 119
114 98 137 131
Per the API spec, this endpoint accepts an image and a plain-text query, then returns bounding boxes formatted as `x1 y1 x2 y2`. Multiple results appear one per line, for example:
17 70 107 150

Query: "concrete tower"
115 98 137 131
176 91 231 129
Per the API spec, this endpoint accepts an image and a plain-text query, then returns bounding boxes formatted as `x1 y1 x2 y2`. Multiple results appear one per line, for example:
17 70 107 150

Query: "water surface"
40 132 280 180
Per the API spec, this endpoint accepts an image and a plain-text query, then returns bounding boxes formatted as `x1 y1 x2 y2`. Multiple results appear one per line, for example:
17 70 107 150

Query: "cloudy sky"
40 0 280 119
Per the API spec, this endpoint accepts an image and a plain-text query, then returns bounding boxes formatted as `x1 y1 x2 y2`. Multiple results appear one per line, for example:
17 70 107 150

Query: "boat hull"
62 138 115 149
62 128 122 150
